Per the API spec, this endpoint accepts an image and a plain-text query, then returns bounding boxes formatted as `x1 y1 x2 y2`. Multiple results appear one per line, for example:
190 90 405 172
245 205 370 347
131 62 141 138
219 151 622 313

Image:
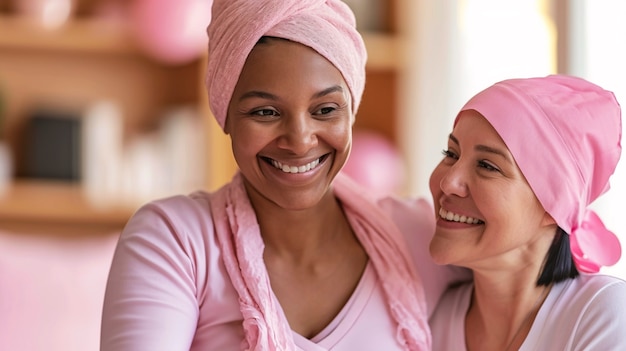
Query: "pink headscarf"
458 74 622 273
205 0 367 131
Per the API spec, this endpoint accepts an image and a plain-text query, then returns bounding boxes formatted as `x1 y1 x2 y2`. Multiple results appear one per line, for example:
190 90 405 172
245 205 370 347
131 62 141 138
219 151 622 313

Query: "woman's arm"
100 198 207 350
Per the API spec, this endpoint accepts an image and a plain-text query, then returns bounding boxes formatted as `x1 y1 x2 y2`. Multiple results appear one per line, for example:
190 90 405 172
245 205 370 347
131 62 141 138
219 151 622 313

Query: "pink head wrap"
205 0 367 131
457 74 623 273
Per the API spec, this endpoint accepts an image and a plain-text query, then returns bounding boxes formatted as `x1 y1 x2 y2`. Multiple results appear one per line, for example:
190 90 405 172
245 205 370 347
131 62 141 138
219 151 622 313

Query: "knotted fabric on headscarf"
457 74 622 273
209 172 430 350
205 0 367 131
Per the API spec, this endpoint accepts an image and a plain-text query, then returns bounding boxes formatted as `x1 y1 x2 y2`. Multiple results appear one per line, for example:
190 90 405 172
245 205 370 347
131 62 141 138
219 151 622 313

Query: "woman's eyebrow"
449 133 459 145
475 144 513 162
313 85 344 99
238 90 278 101
238 85 344 102
450 133 513 162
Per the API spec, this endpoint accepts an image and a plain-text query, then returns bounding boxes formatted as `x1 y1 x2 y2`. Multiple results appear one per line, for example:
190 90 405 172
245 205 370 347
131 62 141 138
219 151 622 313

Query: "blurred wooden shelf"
0 180 136 227
0 14 139 55
362 32 401 70
0 15 400 68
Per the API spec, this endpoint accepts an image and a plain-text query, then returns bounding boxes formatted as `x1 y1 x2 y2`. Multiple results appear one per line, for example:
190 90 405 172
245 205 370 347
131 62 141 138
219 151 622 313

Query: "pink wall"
0 230 119 351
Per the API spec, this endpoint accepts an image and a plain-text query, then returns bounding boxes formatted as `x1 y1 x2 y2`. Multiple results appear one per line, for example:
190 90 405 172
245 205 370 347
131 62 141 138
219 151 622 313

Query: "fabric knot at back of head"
458 74 623 273
205 0 367 131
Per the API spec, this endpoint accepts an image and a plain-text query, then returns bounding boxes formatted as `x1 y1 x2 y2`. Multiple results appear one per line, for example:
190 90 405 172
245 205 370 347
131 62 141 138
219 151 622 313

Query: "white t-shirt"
430 274 626 350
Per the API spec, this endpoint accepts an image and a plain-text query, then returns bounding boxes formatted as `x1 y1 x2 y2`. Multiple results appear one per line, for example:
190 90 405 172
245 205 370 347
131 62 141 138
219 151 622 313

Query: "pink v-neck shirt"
101 191 469 350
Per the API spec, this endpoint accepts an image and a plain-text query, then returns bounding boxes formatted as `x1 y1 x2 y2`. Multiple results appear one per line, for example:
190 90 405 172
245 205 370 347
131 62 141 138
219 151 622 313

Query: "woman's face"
226 38 353 211
429 110 555 270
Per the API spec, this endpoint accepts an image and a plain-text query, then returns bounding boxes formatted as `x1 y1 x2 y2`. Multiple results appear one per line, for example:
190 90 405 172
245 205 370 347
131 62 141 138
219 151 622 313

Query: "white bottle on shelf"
81 100 124 209
0 142 12 196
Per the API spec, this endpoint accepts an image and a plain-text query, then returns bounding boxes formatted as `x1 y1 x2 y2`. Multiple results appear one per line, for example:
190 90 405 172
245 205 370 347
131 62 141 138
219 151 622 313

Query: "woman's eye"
441 149 458 159
478 160 499 172
251 109 278 117
315 106 336 115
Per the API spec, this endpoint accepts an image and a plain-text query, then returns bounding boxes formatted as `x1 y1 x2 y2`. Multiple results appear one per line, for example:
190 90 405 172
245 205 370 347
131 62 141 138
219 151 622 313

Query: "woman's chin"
428 239 458 266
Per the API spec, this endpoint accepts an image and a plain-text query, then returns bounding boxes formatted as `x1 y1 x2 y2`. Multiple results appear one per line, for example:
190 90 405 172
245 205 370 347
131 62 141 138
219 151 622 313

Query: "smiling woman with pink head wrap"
100 1 469 350
429 75 626 351
205 0 367 130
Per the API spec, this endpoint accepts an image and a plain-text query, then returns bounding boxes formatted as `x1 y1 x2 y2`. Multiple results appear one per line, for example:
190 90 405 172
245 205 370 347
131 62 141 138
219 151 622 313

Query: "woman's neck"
465 272 552 351
254 189 351 260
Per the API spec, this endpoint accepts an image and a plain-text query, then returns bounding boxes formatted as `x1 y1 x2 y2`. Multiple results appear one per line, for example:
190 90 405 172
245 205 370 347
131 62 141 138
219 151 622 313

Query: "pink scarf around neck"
209 172 430 350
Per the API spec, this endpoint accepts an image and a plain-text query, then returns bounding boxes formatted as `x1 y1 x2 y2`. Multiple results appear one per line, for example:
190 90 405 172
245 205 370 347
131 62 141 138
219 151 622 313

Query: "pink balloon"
130 0 212 65
342 130 406 195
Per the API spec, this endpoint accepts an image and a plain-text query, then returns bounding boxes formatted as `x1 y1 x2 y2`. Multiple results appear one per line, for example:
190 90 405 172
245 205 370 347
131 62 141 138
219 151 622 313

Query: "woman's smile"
264 154 328 174
438 207 484 224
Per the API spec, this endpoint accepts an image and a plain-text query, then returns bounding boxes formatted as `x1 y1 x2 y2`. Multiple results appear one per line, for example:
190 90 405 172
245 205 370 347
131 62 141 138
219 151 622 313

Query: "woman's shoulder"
573 273 626 306
375 195 435 233
121 190 219 248
565 273 626 297
132 190 215 225
376 194 433 213
545 274 626 326
533 274 626 349
144 189 213 212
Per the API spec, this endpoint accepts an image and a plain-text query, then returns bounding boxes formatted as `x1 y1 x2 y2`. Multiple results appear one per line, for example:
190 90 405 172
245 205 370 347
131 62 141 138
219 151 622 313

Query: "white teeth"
271 158 321 174
439 207 483 224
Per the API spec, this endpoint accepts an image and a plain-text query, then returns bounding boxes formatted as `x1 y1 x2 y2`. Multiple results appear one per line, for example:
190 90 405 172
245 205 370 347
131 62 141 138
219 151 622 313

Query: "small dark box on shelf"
25 110 82 181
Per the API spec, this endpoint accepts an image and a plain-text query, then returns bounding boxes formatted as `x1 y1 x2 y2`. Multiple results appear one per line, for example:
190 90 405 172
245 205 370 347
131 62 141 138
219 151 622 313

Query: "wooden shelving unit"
0 15 399 66
0 179 134 226
0 15 136 54
362 31 402 71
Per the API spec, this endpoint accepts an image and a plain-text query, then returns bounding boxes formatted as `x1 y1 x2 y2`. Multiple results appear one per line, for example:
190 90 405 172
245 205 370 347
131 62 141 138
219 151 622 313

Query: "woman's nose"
438 162 469 197
276 113 318 153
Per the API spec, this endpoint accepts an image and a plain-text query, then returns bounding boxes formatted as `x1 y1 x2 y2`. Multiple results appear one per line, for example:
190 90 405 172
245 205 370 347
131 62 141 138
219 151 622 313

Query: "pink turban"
205 0 367 131
458 75 622 273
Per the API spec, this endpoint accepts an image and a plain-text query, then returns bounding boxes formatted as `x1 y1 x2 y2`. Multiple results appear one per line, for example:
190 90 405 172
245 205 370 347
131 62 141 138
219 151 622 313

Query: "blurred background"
0 0 624 350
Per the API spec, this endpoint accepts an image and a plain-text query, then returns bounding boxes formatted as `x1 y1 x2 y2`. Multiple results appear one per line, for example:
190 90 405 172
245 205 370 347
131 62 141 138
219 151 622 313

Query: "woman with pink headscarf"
429 75 626 350
100 0 467 350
